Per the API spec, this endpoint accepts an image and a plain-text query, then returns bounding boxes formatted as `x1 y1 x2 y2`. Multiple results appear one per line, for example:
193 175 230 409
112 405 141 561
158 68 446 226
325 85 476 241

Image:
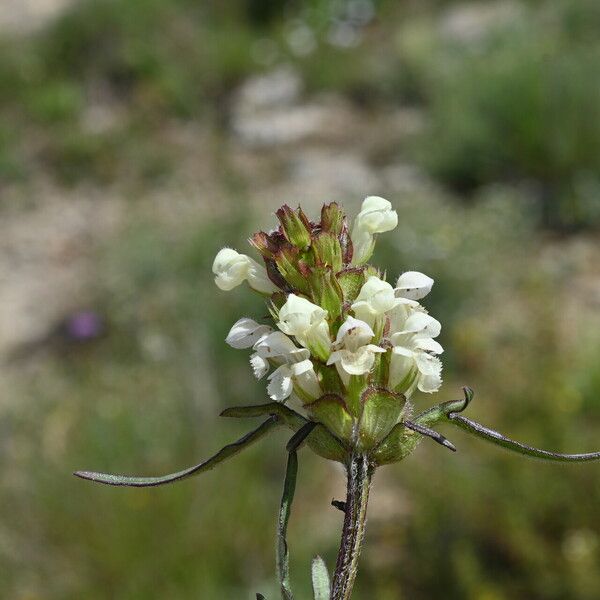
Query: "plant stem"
331 453 373 600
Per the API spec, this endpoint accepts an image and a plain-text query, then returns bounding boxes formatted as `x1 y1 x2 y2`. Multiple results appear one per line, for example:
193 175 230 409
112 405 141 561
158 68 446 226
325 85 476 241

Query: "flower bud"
213 248 278 294
272 244 312 294
276 204 312 249
309 267 344 320
336 268 366 304
311 231 343 273
320 202 345 236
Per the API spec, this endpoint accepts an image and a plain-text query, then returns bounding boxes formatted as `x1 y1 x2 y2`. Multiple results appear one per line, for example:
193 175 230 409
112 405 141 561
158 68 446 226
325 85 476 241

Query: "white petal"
250 353 270 379
226 317 272 349
401 312 441 338
212 248 251 291
395 271 434 300
335 316 374 346
254 331 298 357
389 353 415 390
414 337 444 355
365 344 386 354
415 352 443 376
356 197 398 234
290 358 314 376
417 357 443 393
326 349 344 366
267 366 294 401
246 258 278 294
340 347 376 375
392 344 414 358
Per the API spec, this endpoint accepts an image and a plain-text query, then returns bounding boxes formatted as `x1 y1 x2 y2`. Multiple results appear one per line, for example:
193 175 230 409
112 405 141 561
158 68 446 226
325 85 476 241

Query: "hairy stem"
331 454 373 600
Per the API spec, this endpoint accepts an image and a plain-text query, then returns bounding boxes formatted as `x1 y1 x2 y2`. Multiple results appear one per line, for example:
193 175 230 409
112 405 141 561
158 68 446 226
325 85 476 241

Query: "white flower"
251 331 321 402
212 248 277 294
267 360 319 402
389 311 443 395
351 276 415 328
395 271 434 301
277 294 331 361
327 316 385 378
225 318 273 349
351 196 398 265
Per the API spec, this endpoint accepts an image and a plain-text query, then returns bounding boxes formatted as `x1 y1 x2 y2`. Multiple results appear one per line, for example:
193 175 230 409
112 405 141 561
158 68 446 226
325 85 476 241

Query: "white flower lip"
327 316 385 376
225 317 273 349
395 271 434 301
213 247 277 294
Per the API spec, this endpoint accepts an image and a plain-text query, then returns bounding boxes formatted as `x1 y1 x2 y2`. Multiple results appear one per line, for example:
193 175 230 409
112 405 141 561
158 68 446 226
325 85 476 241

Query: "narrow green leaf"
277 450 298 600
311 556 331 600
403 420 456 452
449 415 600 462
74 417 278 487
286 422 318 452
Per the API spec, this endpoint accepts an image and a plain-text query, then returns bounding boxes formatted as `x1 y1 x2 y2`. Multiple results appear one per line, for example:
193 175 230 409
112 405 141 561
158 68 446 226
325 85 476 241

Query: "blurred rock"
288 149 378 194
231 68 358 148
234 68 302 111
440 1 523 44
0 0 77 34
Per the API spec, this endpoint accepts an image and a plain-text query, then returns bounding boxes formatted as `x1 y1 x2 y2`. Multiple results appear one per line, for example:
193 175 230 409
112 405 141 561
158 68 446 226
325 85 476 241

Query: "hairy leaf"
311 556 331 600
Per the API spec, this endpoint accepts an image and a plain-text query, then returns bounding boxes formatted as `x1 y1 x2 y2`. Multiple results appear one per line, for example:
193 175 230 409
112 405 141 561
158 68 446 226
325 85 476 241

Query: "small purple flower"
65 311 103 341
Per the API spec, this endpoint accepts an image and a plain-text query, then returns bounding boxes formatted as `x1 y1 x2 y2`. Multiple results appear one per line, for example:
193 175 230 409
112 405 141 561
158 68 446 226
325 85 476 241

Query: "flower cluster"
212 197 443 453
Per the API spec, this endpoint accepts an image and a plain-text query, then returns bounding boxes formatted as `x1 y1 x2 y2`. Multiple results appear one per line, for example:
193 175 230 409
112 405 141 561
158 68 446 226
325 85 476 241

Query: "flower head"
213 198 443 453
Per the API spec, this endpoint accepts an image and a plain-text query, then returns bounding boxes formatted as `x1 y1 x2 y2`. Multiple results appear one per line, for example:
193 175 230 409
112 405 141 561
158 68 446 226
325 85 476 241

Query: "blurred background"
1 0 600 598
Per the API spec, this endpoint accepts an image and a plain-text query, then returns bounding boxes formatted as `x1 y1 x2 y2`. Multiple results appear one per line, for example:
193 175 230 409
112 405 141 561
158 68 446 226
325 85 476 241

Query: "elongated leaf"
449 415 600 462
74 417 278 487
403 420 456 452
277 450 298 600
221 402 306 431
286 422 318 452
311 556 331 600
